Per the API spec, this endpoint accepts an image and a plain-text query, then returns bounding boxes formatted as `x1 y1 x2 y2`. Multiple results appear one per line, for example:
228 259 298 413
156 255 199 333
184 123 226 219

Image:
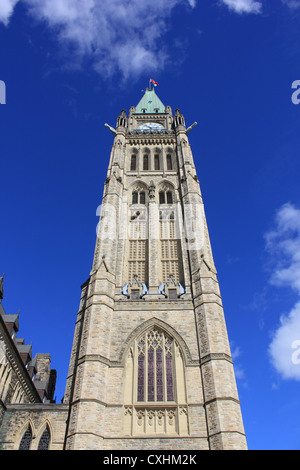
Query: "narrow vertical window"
167 154 172 170
159 192 165 204
132 192 138 204
166 191 173 204
154 154 160 170
38 426 50 450
156 347 163 401
139 192 145 205
131 154 137 171
137 338 145 401
137 355 145 402
166 352 174 401
143 154 149 170
19 426 32 450
148 348 155 401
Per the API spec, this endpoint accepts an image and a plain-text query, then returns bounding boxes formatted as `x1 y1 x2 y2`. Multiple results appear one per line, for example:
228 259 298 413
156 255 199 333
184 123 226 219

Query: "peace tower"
61 87 247 450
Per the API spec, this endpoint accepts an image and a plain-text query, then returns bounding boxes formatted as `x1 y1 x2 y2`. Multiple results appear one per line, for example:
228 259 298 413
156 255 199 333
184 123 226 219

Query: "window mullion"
133 341 137 403
154 344 157 402
145 334 148 403
162 335 167 402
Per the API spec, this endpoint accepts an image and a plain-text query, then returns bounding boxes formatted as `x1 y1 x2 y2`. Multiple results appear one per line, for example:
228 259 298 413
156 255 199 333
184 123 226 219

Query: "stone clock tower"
62 87 247 450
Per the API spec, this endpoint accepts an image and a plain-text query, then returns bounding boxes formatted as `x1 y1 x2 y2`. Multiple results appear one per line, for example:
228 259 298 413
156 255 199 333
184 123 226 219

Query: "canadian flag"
150 78 159 86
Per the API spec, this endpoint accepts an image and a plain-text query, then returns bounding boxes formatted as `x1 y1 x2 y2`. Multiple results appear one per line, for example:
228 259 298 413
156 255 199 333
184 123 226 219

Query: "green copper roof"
134 88 166 114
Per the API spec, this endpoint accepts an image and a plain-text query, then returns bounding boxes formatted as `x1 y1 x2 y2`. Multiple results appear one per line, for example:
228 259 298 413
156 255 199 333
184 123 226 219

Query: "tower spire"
134 86 165 114
63 89 247 451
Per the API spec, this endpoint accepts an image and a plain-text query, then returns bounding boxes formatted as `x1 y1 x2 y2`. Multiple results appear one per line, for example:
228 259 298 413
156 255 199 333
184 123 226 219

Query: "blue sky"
1 0 300 450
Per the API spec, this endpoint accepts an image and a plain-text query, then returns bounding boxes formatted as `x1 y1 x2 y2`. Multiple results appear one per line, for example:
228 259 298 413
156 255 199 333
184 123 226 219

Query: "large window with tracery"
123 326 189 436
137 329 174 403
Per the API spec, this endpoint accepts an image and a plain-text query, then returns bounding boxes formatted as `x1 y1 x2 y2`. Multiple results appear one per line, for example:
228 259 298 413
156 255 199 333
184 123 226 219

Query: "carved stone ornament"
148 181 156 199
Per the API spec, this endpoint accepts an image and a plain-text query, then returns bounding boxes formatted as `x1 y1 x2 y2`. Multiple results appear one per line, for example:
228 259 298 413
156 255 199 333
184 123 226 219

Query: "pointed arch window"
137 329 174 403
123 325 190 436
38 426 51 450
154 154 160 170
166 154 173 170
19 426 32 450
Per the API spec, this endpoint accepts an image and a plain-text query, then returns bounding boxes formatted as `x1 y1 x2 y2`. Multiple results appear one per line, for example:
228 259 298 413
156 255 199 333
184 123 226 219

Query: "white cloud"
230 342 248 386
0 0 265 79
265 202 300 381
230 342 241 360
0 0 193 79
265 203 300 293
0 0 19 26
221 0 262 14
269 301 300 381
282 0 300 9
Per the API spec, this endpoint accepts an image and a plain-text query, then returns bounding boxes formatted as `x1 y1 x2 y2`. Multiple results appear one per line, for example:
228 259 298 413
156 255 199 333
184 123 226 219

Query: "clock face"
138 122 164 131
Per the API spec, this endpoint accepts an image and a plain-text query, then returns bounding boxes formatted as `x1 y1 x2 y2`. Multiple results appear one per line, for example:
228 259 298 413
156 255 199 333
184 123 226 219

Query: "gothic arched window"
19 426 32 450
137 329 174 403
38 426 51 450
123 325 189 436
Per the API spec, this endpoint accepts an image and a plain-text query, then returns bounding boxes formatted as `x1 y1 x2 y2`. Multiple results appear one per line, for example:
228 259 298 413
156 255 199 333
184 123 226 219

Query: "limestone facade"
63 89 247 450
0 89 247 450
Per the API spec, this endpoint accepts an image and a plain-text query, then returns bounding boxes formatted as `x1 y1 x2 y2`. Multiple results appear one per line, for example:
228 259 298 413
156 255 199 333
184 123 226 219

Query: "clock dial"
138 122 164 131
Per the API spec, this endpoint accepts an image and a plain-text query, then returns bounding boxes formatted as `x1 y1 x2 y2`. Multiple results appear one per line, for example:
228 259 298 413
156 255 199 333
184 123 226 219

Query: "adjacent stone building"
0 88 247 450
0 275 67 450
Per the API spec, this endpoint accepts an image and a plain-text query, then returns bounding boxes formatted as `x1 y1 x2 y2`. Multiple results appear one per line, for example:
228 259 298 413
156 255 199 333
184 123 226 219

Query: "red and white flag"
150 78 159 86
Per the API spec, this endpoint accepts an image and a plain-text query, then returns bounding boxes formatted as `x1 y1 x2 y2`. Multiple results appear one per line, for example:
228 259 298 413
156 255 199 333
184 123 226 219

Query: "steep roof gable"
134 88 166 114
